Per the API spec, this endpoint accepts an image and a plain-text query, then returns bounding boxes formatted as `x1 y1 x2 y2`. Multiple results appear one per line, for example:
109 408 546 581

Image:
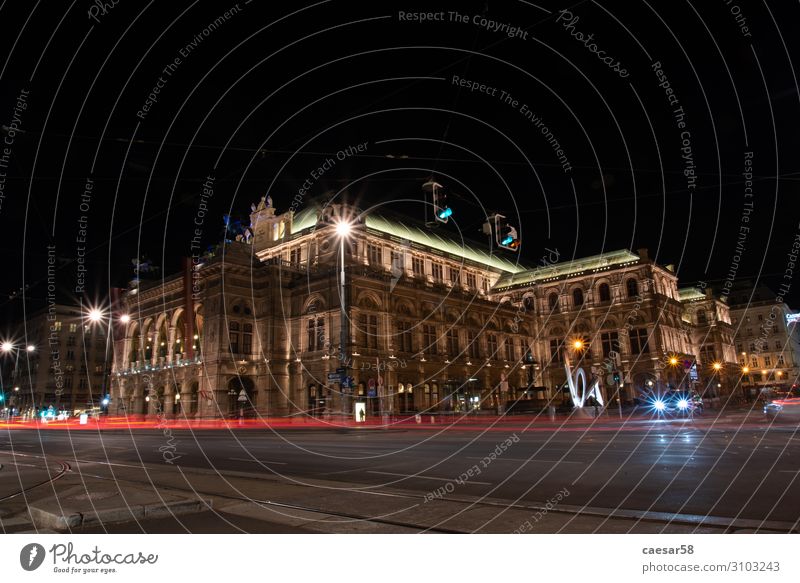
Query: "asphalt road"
2 415 799 531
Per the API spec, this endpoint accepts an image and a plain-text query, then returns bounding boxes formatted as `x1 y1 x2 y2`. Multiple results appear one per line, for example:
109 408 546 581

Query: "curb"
29 498 211 531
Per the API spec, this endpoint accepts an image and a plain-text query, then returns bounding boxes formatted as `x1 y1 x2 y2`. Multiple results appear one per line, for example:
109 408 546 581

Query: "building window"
548 292 559 311
79 378 87 390
598 283 611 303
601 332 619 358
466 273 477 288
629 328 649 354
751 356 758 368
549 338 563 362
467 330 480 359
67 335 76 346
446 328 459 356
412 256 425 277
626 278 639 298
505 338 515 361
431 262 443 282
423 325 437 355
764 356 772 367
697 310 707 325
307 318 324 351
229 321 240 354
736 343 743 353
368 244 382 267
775 340 782 350
778 354 785 366
486 334 498 358
700 344 716 365
241 323 253 355
54 321 62 332
66 350 75 360
69 323 77 333
390 250 404 274
397 321 414 353
290 247 301 265
573 288 584 307
482 278 490 293
359 314 378 350
65 376 73 389
449 267 460 285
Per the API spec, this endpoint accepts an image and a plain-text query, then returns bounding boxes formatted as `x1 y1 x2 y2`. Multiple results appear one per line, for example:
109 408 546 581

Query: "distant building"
110 199 739 418
3 304 112 413
724 283 800 398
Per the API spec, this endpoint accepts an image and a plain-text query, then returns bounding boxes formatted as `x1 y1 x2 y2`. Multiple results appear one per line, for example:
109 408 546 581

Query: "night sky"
1 0 799 325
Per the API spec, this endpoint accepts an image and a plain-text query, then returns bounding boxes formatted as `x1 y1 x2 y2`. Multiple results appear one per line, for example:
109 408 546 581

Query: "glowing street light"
1 341 13 353
712 362 722 372
742 366 750 374
573 339 584 351
88 308 104 323
335 219 352 237
334 218 353 416
26 345 35 352
119 314 131 324
669 356 679 366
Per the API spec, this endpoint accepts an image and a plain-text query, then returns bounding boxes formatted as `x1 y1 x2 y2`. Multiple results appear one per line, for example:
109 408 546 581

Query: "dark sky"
1 0 799 325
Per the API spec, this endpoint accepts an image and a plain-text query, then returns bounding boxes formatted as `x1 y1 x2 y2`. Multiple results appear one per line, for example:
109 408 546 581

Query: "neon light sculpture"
563 355 604 407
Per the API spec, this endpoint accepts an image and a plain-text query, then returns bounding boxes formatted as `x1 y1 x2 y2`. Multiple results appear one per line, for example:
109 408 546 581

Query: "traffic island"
28 484 211 531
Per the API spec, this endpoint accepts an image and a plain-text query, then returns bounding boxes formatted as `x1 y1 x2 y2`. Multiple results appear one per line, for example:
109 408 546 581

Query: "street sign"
327 373 341 382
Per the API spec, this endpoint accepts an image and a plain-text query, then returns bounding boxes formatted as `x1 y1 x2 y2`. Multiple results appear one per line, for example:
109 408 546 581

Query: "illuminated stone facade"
110 201 739 418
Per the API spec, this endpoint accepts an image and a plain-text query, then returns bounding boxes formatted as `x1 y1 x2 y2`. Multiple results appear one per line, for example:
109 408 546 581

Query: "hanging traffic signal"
490 214 520 251
423 180 451 224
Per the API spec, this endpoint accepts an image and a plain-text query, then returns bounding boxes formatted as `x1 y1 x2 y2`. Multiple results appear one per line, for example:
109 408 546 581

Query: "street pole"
339 236 348 418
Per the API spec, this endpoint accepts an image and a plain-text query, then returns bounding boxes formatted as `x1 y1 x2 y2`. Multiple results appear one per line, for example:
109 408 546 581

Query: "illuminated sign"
786 313 800 326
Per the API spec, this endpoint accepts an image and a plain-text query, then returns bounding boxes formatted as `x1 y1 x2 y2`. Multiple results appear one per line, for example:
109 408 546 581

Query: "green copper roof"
290 206 320 234
289 205 527 273
678 287 706 301
364 214 527 274
493 249 641 289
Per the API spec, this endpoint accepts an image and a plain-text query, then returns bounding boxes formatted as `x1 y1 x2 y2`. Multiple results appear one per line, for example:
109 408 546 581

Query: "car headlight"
677 399 689 410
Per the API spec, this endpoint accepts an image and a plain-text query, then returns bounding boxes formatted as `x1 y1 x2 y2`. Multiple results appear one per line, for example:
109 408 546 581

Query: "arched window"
626 278 639 298
548 292 559 311
599 283 611 303
572 288 584 307
522 296 534 312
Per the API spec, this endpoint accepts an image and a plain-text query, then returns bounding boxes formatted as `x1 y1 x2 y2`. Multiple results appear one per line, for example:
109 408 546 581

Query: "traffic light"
613 372 621 384
486 214 520 251
423 180 451 224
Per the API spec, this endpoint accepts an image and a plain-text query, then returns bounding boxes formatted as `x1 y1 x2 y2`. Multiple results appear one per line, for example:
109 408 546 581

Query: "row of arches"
123 304 205 367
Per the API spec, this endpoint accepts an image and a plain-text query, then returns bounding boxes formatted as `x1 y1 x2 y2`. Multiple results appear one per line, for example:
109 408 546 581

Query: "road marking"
367 470 492 485
466 456 584 465
228 457 287 465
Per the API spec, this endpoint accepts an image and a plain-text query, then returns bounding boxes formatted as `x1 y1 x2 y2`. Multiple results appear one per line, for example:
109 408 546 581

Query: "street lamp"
335 219 352 416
